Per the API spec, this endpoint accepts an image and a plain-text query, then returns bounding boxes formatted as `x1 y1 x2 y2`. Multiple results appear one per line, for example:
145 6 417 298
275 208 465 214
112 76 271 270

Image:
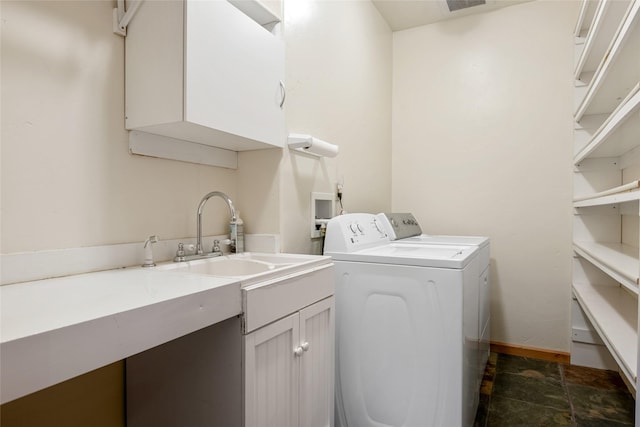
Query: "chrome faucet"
196 191 237 255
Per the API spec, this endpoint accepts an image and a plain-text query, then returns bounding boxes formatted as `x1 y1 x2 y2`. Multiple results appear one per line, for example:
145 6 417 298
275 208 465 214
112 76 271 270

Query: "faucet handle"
212 239 232 254
174 243 196 262
174 242 186 262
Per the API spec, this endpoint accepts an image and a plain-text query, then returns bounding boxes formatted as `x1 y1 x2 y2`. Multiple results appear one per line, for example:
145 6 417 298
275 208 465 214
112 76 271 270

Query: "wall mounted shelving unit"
571 1 640 416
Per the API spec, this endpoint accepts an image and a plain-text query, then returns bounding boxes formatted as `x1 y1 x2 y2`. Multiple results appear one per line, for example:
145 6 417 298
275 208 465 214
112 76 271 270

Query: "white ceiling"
372 0 534 31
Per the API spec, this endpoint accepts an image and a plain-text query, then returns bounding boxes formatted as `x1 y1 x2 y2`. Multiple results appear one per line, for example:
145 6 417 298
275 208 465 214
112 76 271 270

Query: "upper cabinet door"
184 0 285 148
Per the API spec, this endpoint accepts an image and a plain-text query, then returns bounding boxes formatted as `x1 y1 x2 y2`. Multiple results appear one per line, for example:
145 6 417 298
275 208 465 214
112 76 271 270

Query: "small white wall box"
311 192 335 238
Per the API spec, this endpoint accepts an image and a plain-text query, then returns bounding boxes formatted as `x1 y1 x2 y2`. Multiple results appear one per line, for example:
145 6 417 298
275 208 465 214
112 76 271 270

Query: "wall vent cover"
445 0 486 12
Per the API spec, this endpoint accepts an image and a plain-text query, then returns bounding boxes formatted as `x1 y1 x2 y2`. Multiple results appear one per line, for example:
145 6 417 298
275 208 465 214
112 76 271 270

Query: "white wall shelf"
575 84 640 163
574 0 599 41
575 1 640 120
574 242 640 294
574 0 632 81
573 182 640 207
572 282 638 387
574 191 639 209
571 0 640 412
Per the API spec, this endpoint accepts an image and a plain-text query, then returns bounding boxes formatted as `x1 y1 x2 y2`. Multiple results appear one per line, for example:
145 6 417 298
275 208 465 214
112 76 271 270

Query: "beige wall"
1 0 392 257
279 0 393 253
392 0 578 352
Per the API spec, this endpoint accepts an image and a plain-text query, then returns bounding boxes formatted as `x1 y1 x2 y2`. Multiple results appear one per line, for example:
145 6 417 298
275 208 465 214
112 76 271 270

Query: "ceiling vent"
445 0 486 12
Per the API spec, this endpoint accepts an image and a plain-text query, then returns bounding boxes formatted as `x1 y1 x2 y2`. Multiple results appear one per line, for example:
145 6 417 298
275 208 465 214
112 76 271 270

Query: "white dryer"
376 213 491 397
324 213 480 427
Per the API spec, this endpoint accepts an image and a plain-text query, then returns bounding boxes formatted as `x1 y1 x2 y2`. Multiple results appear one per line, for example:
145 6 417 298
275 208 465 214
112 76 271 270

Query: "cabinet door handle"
300 341 310 351
294 346 304 357
279 81 286 109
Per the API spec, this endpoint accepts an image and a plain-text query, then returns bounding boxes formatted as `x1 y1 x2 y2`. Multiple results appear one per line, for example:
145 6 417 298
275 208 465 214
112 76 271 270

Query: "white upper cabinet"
125 0 285 154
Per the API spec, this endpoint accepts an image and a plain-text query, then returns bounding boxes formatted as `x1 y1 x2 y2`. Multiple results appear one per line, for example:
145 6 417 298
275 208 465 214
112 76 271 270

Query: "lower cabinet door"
244 312 299 427
299 297 335 427
244 296 335 427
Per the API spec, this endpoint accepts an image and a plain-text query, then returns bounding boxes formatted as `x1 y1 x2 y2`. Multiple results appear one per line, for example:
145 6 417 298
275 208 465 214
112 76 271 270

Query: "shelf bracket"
113 0 144 37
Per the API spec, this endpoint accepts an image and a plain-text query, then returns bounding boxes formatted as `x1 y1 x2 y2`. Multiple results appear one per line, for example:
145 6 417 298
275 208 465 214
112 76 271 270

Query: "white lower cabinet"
244 297 335 427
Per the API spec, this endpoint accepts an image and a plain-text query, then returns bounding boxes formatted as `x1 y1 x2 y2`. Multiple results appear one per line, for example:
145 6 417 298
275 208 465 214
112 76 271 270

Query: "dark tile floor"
474 353 635 427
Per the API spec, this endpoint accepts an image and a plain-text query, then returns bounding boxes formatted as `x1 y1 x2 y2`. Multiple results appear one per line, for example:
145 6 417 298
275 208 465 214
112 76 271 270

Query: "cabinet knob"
294 346 304 357
300 341 310 351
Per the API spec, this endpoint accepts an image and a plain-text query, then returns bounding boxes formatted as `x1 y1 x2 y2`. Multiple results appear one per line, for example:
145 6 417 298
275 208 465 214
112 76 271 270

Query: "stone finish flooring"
474 353 635 427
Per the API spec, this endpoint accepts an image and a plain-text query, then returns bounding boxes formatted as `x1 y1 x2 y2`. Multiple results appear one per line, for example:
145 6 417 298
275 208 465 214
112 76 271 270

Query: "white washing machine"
324 213 480 427
376 213 491 397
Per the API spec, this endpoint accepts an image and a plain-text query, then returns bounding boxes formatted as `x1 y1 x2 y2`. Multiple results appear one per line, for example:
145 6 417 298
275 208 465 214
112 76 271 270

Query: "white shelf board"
575 41 586 70
576 0 632 79
574 0 600 39
575 84 640 162
574 188 640 208
572 281 638 387
574 71 595 111
573 241 639 293
576 1 640 119
228 0 281 30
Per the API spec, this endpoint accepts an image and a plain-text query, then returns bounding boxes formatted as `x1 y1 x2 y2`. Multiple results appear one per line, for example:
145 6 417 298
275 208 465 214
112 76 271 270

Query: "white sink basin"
158 258 281 276
155 252 328 282
232 252 322 265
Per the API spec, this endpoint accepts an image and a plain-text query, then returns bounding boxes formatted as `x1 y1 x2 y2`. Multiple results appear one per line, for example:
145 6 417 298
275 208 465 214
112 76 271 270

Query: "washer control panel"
324 213 389 253
376 213 422 240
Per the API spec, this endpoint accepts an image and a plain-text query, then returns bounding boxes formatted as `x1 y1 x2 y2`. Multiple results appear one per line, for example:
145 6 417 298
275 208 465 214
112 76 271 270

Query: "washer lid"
326 242 479 269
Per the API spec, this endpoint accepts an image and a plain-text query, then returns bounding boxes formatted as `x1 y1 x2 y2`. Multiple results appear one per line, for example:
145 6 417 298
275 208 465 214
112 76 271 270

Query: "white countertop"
0 267 241 404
